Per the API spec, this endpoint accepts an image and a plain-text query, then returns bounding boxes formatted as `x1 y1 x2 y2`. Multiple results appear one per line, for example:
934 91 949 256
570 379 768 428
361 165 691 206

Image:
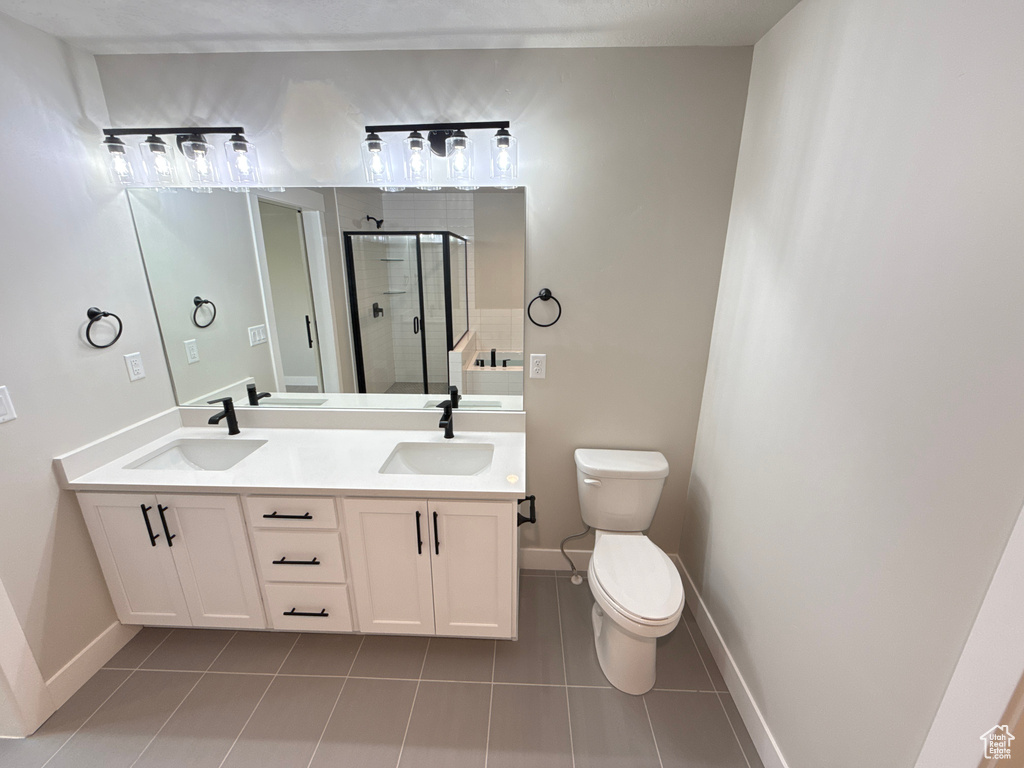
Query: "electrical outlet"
124 352 146 381
184 339 200 364
248 324 268 346
0 386 16 424
530 353 546 379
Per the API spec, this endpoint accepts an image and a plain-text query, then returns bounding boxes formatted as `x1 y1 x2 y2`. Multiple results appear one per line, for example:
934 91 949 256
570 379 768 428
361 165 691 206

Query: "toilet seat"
590 534 683 626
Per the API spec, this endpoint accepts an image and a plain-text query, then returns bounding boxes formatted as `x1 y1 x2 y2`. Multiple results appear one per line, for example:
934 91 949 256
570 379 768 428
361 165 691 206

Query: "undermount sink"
380 442 495 476
126 439 268 471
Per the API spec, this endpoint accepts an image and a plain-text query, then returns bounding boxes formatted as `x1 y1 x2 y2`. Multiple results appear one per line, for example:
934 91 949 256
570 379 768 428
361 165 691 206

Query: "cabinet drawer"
265 583 353 632
245 496 337 530
253 530 346 584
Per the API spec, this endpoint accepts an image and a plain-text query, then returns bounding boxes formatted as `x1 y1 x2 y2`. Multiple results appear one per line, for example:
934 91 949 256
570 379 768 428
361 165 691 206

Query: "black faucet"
208 397 240 435
246 383 270 406
436 400 455 439
491 348 497 367
449 385 461 409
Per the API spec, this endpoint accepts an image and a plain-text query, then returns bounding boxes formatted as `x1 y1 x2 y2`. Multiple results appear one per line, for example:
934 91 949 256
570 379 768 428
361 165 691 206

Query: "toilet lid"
591 535 683 623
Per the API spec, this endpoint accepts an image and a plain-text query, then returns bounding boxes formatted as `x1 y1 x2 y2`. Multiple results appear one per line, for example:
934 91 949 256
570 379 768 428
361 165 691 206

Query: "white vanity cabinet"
77 492 266 629
344 497 516 638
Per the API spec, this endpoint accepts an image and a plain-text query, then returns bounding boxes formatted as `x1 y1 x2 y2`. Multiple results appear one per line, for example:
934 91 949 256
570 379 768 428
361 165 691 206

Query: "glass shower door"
419 235 452 395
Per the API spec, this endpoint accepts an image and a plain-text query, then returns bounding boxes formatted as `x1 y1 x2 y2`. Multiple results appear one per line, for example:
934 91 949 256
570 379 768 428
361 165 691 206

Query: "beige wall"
474 191 525 310
0 11 175 694
96 46 752 553
130 189 278 403
684 0 1024 765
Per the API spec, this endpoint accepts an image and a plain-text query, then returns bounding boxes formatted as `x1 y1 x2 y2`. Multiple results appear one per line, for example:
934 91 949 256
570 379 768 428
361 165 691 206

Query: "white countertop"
64 426 526 498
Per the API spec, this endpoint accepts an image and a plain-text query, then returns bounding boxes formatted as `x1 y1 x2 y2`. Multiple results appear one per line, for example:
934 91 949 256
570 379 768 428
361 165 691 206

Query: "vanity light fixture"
100 126 260 190
361 120 516 190
101 135 139 185
490 128 518 189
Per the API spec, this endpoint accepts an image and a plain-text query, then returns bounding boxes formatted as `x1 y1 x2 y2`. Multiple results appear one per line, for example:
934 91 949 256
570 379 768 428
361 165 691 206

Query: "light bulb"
181 134 218 186
194 152 210 174
496 148 511 171
452 149 468 172
361 132 393 185
112 154 129 177
102 135 138 185
446 130 474 186
235 152 251 175
370 152 384 174
154 154 171 174
489 128 518 186
403 130 433 187
140 135 176 186
224 134 261 185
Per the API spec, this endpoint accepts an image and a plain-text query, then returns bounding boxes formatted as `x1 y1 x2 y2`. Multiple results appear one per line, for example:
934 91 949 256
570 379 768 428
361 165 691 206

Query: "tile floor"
0 571 763 768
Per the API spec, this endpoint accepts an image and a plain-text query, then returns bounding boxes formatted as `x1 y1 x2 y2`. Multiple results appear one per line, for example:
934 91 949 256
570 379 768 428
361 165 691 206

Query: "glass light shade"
224 134 261 185
139 135 177 185
490 129 518 189
403 131 433 188
445 130 474 187
361 132 393 186
180 134 218 186
102 137 138 185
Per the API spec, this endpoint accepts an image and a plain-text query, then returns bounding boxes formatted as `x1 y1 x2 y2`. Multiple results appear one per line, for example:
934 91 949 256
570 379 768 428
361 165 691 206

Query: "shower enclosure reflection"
345 232 468 395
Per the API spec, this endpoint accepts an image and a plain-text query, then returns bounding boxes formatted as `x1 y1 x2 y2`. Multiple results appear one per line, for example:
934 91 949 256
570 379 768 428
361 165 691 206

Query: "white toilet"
575 448 684 695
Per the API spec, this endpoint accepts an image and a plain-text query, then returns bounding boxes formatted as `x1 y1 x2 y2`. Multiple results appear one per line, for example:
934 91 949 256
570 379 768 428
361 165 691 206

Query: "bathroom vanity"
59 417 526 640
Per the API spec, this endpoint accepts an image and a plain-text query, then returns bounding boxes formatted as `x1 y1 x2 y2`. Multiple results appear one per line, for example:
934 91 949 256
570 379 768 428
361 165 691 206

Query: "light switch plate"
184 339 200 364
0 386 16 424
248 324 268 346
124 352 146 381
530 353 546 379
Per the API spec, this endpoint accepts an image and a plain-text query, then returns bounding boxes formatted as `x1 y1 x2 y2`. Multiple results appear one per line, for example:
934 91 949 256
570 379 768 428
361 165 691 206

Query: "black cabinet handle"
415 510 423 555
262 511 313 520
140 504 160 547
413 316 420 334
305 315 314 348
433 510 440 555
272 556 321 566
283 608 329 617
156 504 176 547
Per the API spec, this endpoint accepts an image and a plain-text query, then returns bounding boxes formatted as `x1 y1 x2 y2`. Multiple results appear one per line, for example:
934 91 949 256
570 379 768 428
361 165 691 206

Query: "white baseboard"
45 622 139 710
672 555 789 768
519 547 591 572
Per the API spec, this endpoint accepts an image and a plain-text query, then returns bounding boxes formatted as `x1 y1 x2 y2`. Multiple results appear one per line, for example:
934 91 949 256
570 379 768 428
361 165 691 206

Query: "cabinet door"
344 498 435 634
159 495 266 629
429 499 515 638
77 492 191 626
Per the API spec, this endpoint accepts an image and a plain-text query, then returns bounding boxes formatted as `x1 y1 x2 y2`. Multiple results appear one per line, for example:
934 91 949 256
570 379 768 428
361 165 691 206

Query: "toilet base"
592 603 657 695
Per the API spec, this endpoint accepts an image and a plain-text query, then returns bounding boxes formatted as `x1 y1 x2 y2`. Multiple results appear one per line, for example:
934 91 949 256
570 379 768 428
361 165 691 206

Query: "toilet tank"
574 449 669 531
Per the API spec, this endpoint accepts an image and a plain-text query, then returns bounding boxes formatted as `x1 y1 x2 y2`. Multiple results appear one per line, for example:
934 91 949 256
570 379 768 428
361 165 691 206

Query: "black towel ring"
192 296 217 328
85 307 123 349
527 288 561 328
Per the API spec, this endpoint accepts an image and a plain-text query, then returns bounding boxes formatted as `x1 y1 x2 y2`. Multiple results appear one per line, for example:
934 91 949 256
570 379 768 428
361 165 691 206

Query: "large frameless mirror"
128 187 525 410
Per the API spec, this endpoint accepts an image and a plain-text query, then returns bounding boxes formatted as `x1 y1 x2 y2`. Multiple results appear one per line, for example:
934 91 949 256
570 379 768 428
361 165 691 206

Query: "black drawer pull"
263 511 313 520
433 510 440 555
140 504 160 547
415 510 423 555
156 504 176 547
283 608 329 617
272 556 321 566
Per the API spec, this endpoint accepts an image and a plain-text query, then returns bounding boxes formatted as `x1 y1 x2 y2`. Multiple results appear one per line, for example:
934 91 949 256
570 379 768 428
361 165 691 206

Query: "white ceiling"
0 0 800 54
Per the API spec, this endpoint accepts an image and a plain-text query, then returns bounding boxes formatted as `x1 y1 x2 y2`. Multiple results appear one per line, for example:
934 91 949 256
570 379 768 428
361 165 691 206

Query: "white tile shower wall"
470 309 524 350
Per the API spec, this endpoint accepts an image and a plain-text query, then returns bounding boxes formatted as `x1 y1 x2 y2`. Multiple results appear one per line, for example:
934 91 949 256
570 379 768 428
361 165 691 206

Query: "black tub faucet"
208 397 240 435
246 383 270 406
490 348 497 367
436 400 455 439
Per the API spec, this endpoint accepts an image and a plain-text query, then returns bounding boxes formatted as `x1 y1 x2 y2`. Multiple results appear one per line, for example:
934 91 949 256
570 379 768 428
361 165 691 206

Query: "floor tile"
683 607 729 691
278 632 362 676
139 629 236 672
655 624 715 690
0 669 130 768
421 637 494 682
350 634 429 679
567 687 661 768
494 576 565 684
399 681 491 768
720 693 766 768
221 675 344 768
209 631 299 674
557 577 609 687
309 678 417 768
488 685 573 768
645 690 749 768
46 671 201 768
103 628 172 669
134 673 271 768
